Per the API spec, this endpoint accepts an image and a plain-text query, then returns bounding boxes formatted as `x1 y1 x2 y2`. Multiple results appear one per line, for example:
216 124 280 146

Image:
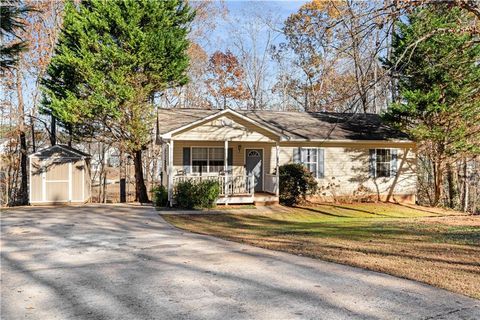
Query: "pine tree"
42 0 194 202
0 0 30 72
383 5 480 206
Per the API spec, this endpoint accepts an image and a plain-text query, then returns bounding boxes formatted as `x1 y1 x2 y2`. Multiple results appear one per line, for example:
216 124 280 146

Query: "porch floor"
217 192 278 205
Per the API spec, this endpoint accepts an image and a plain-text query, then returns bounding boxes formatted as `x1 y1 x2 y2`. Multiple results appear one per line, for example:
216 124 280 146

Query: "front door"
246 149 263 192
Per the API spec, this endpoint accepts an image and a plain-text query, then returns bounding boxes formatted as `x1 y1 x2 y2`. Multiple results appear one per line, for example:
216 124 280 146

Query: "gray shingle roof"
157 108 410 141
30 144 91 159
157 108 218 134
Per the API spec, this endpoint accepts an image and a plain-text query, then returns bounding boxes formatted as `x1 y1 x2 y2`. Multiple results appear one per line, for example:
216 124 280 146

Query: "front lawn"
164 203 480 299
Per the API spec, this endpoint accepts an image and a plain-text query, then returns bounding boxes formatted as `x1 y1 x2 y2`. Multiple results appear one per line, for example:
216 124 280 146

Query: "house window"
192 147 224 173
301 148 317 177
374 149 391 177
209 148 224 172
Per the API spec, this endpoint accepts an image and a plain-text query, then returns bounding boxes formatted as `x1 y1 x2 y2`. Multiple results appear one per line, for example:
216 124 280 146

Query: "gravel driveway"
1 205 478 320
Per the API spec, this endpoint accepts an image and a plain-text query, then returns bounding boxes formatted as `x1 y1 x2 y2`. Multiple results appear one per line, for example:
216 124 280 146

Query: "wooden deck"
216 192 278 205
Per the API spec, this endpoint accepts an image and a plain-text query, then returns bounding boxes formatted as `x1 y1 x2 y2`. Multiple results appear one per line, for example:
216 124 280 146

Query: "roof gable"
29 145 91 159
173 114 279 142
160 108 283 141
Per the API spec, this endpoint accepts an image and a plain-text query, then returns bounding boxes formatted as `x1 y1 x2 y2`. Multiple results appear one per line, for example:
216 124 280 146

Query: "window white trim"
300 147 324 178
301 148 317 177
190 147 226 174
372 148 393 178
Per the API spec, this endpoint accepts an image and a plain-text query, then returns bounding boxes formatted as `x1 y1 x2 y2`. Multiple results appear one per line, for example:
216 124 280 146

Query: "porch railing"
264 174 278 195
173 174 254 196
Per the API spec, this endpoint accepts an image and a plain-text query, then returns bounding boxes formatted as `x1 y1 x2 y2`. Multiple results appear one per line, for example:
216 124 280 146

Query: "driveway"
1 205 478 320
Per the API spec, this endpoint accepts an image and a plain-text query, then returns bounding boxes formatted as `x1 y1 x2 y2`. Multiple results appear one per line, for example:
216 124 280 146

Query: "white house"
156 108 417 206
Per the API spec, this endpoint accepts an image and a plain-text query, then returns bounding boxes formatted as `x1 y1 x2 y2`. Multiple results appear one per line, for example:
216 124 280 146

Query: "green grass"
164 203 480 299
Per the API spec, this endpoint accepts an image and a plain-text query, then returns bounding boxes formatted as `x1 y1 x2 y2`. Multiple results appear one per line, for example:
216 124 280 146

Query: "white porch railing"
173 174 254 196
264 174 278 195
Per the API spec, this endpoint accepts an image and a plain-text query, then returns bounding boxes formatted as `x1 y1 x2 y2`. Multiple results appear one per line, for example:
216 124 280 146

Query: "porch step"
216 192 279 205
254 193 279 206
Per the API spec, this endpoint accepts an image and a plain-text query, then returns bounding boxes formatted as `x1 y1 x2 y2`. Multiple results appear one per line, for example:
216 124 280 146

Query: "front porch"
163 139 281 205
158 109 284 206
172 174 279 205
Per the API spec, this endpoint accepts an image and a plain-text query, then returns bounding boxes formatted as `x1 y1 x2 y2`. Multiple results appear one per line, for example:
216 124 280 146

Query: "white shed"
29 145 91 205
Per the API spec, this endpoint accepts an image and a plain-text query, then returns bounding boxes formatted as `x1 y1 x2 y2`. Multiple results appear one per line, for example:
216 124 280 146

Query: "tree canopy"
0 0 31 72
41 0 195 202
383 5 480 205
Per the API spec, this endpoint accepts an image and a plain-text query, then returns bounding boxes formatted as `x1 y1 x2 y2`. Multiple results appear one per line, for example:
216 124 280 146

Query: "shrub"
279 163 317 206
151 185 168 207
175 179 220 209
196 179 221 208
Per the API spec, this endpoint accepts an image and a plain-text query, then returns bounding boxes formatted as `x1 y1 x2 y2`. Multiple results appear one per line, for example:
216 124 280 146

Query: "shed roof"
29 144 91 159
156 108 410 141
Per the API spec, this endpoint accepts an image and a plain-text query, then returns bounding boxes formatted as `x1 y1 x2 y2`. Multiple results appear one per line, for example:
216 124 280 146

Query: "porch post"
224 140 229 202
275 142 280 197
168 139 174 207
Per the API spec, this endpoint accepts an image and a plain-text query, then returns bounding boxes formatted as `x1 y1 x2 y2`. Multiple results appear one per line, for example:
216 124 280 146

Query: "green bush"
175 179 220 209
151 185 168 207
279 163 318 206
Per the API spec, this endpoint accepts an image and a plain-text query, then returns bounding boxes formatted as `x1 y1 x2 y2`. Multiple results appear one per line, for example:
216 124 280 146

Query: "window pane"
375 149 391 177
376 149 391 163
209 148 224 160
307 163 317 177
209 160 224 172
376 162 390 177
192 160 208 173
192 148 207 160
310 149 317 162
377 149 384 162
303 148 317 163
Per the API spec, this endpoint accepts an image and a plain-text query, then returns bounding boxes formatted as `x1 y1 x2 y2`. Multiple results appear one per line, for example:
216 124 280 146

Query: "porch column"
168 139 174 207
275 142 280 197
224 140 229 201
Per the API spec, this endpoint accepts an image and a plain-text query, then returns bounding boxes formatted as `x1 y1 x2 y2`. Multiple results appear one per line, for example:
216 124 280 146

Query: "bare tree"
228 7 279 110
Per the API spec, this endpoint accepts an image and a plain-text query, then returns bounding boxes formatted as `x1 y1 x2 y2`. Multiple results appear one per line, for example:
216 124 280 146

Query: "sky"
201 0 306 54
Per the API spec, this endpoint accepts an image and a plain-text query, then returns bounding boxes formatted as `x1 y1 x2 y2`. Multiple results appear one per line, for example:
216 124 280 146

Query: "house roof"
29 144 91 159
156 108 411 142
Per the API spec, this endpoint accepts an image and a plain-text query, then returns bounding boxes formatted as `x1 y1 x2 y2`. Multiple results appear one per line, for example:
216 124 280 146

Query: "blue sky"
201 0 306 54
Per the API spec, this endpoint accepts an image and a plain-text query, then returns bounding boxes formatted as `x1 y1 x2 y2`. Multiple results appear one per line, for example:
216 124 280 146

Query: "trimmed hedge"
175 179 220 209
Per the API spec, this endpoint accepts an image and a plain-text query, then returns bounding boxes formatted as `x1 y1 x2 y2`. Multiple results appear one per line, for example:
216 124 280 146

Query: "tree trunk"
16 67 28 205
68 124 73 147
446 162 459 209
433 159 444 206
30 115 36 152
102 170 107 203
133 149 149 203
50 115 56 146
18 131 28 205
98 142 105 203
462 159 469 212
